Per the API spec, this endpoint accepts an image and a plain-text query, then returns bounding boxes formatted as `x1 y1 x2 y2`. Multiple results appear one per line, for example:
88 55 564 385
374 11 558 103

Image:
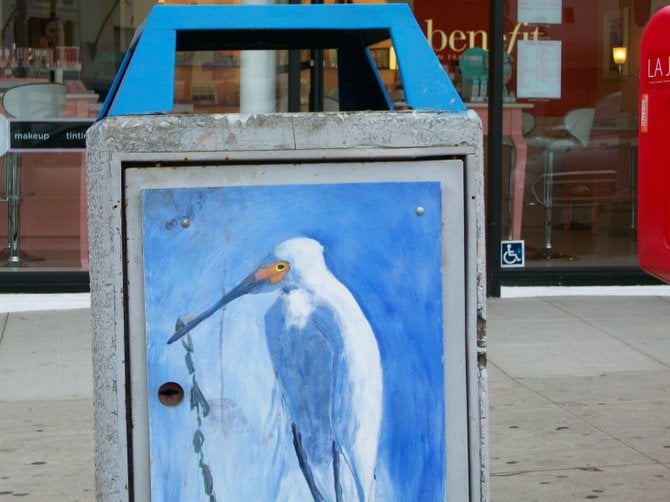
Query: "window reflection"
0 0 661 282
414 0 643 270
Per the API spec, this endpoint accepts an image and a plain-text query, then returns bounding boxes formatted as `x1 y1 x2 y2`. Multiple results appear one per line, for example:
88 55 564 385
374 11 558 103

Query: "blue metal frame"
99 4 465 118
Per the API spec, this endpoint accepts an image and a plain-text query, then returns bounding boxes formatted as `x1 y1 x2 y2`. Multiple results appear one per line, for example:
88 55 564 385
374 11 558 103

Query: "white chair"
528 108 596 258
3 83 67 118
521 110 536 136
1 83 66 264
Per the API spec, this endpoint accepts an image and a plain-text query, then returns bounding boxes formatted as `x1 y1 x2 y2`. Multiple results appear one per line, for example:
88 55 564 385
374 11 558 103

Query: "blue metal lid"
99 4 465 118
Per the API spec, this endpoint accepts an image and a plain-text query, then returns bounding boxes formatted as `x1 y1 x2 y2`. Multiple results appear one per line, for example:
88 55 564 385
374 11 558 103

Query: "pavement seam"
491 462 666 477
540 297 577 320
579 317 670 370
491 367 670 470
544 295 670 321
488 359 670 467
0 313 8 345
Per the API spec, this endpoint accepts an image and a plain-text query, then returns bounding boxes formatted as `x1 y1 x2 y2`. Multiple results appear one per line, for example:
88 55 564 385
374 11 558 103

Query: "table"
468 102 534 240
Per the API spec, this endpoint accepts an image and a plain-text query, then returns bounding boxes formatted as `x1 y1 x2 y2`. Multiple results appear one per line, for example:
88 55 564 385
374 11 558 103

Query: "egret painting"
141 181 446 501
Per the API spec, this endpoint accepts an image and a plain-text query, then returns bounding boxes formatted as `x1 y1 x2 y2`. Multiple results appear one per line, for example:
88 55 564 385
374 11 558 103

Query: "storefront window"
0 0 404 288
413 0 664 283
0 1 159 284
2 0 663 289
508 1 640 270
0 1 116 282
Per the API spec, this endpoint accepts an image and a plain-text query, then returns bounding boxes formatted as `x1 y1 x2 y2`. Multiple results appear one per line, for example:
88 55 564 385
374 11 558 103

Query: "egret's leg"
291 423 325 502
331 440 366 502
332 441 343 502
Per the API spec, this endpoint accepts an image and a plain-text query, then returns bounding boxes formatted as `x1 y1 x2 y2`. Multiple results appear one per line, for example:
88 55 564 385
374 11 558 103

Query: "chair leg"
4 153 22 264
562 204 571 231
0 153 41 265
543 149 555 257
505 142 515 240
591 205 599 235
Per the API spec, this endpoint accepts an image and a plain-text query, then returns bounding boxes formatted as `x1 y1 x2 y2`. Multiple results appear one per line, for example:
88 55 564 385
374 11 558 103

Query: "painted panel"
142 181 446 501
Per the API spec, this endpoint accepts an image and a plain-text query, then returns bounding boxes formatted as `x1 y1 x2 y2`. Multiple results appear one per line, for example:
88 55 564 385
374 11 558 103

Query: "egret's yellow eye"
256 261 290 284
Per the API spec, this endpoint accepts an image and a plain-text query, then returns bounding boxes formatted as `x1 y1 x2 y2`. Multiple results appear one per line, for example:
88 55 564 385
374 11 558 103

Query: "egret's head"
273 237 327 287
243 237 328 295
166 257 291 344
166 238 323 344
250 259 291 290
221 258 290 301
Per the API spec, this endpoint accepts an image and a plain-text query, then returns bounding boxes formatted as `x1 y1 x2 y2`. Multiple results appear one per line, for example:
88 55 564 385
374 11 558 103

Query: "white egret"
168 237 383 501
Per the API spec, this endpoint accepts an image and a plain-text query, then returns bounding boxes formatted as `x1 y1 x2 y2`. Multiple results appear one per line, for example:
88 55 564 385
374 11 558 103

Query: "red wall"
413 0 600 117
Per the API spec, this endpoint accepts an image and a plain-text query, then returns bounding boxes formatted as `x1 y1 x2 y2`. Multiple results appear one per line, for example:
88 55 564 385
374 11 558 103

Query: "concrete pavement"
0 292 669 500
488 295 670 501
0 307 94 501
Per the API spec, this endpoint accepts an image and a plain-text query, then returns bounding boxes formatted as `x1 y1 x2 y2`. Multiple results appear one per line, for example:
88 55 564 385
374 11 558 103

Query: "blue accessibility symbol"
501 240 525 267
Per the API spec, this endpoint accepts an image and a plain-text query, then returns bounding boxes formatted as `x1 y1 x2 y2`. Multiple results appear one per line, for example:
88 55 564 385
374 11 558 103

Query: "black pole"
310 49 324 111
15 0 28 47
310 0 324 111
288 0 301 112
487 0 504 297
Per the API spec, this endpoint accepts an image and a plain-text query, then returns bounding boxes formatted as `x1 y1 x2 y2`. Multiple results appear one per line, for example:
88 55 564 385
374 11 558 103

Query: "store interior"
0 0 665 285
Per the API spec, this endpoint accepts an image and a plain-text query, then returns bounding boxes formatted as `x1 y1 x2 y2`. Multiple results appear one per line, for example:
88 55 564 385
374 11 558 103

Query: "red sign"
638 6 670 283
644 53 670 86
640 93 649 133
412 0 599 117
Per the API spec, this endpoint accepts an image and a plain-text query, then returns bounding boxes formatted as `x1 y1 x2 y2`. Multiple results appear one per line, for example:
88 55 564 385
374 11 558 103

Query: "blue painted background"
142 181 446 501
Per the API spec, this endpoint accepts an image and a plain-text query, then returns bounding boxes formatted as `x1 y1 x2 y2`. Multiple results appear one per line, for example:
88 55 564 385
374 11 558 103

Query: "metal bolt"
415 207 425 216
181 217 190 228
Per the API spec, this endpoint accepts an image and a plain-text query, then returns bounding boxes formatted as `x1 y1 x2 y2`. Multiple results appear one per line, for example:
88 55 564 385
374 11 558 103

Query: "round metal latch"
157 382 185 407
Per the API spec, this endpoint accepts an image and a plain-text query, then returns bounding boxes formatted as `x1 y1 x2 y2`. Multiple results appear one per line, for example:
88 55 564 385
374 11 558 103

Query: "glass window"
0 1 107 275
0 0 404 281
172 43 402 114
414 0 649 274
7 0 660 286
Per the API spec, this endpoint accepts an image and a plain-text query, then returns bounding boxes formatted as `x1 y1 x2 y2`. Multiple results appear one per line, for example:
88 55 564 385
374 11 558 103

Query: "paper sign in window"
517 40 562 99
518 0 562 24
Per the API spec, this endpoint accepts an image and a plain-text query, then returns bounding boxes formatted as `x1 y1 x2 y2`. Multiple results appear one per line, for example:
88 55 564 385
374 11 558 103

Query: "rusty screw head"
157 382 185 407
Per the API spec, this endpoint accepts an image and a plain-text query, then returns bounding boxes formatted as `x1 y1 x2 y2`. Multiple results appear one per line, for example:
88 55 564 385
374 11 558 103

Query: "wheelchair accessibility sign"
501 240 525 268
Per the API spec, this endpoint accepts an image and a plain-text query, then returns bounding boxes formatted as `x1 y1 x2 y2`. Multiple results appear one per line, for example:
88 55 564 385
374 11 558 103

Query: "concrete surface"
1 292 669 500
0 308 94 501
488 295 670 501
86 111 486 501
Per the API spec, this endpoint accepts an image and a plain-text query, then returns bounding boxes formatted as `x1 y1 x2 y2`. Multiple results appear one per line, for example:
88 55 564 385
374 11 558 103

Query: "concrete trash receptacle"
87 4 488 501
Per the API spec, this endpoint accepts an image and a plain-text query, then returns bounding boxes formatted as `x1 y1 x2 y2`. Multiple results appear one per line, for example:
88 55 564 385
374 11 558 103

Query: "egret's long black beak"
167 273 260 344
166 259 290 345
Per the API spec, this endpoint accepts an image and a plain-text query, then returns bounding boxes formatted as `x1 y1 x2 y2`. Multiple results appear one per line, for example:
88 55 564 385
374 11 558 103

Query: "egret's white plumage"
169 237 383 501
270 238 383 501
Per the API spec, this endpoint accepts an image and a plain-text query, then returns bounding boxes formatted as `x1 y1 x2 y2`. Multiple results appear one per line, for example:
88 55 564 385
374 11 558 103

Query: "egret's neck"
283 287 315 329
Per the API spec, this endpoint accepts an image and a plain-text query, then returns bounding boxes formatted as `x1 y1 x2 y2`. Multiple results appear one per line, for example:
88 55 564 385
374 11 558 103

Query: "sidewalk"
0 293 669 500
0 306 94 501
488 295 670 501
